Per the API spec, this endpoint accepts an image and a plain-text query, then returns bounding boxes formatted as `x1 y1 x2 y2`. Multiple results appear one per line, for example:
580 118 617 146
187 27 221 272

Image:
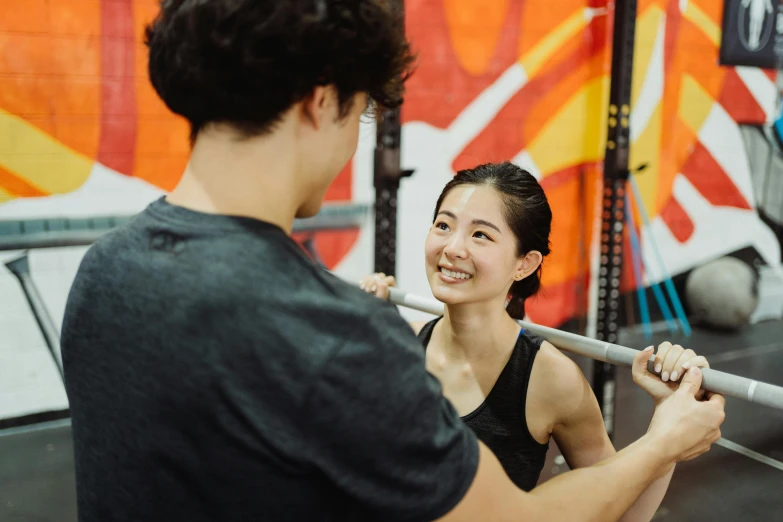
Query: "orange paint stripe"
0 165 48 197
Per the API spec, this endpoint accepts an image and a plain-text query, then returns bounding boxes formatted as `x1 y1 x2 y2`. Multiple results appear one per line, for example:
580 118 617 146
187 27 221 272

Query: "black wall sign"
720 0 783 69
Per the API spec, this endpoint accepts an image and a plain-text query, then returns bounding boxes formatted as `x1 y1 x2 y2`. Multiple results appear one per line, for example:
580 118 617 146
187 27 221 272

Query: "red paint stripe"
681 142 752 209
324 163 352 201
719 69 767 124
452 47 604 173
292 230 360 269
527 275 584 327
403 0 525 128
659 196 694 243
98 0 136 175
663 0 683 75
539 161 602 192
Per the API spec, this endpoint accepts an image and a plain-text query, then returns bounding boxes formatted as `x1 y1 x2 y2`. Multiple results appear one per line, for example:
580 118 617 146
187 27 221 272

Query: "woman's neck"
439 300 520 360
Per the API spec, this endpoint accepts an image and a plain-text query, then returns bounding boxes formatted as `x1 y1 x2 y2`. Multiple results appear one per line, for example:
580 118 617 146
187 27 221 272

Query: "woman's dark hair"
433 162 552 319
145 0 415 142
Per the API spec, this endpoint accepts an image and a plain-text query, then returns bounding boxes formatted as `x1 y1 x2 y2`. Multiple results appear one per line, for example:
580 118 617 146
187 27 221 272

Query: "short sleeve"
303 306 479 522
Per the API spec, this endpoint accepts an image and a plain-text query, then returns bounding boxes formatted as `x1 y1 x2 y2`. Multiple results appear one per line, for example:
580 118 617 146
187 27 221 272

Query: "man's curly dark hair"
145 0 415 142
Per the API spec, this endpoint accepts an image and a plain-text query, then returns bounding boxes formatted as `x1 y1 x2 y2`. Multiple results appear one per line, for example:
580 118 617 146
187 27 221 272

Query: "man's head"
145 0 414 216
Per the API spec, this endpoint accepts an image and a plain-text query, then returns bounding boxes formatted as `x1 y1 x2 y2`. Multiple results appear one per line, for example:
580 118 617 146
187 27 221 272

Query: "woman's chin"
430 285 466 306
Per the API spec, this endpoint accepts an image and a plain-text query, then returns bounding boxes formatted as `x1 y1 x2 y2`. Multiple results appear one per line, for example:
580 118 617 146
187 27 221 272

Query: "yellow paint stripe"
683 1 721 46
629 103 662 215
678 74 714 134
519 10 589 77
527 76 610 175
0 107 93 195
631 6 664 108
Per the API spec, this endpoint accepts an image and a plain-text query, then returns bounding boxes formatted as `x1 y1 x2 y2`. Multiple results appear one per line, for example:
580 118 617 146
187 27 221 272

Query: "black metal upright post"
372 0 413 276
373 107 405 276
5 253 64 381
593 0 639 440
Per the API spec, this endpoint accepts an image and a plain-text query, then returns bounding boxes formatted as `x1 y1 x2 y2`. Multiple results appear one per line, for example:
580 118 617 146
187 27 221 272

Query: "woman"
360 161 709 521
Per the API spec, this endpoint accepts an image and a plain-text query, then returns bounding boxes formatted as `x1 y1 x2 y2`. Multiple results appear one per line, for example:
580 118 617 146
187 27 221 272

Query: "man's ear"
300 85 332 129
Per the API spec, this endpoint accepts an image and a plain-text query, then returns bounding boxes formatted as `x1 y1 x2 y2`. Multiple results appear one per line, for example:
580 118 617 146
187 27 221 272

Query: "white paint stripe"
446 64 528 160
0 164 164 220
630 14 666 143
697 105 755 206
510 150 542 180
638 174 781 284
717 437 783 472
586 173 604 339
735 66 777 122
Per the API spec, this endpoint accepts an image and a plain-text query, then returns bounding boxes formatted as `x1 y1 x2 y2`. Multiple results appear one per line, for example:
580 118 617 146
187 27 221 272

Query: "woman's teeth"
441 268 472 280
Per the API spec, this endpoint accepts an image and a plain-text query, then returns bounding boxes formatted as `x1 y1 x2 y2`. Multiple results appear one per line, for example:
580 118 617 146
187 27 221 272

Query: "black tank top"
418 317 550 491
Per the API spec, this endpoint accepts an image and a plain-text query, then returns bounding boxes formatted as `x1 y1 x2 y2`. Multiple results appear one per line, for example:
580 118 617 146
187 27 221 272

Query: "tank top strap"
517 331 545 422
416 316 442 352
483 331 545 440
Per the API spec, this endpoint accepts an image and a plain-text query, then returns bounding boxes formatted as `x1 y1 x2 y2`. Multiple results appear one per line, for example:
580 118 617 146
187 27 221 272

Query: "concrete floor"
2 320 783 521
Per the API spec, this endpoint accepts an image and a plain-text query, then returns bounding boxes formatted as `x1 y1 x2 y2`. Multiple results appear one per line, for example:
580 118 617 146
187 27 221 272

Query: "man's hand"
632 343 710 405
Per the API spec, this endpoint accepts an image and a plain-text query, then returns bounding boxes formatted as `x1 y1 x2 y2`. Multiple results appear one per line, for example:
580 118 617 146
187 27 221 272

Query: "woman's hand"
359 273 396 300
632 342 710 405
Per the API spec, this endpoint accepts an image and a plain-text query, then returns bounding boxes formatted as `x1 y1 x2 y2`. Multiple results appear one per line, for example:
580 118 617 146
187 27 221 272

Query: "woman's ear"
514 250 543 281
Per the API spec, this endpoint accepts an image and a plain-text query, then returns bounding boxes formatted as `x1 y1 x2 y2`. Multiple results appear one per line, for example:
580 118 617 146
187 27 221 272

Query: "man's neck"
166 126 303 234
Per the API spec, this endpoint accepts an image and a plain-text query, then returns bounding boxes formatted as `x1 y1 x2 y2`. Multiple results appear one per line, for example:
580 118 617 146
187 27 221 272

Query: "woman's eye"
474 231 491 240
436 222 449 231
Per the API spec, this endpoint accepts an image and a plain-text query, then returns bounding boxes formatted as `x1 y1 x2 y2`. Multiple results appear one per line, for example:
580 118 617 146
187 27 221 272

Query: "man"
61 1 726 521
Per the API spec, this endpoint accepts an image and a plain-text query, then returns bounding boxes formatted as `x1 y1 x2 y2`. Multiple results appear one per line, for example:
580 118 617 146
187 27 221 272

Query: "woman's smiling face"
425 184 525 306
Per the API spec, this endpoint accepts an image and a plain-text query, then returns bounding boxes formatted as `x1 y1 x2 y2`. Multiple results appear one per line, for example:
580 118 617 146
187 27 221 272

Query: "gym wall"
0 0 779 421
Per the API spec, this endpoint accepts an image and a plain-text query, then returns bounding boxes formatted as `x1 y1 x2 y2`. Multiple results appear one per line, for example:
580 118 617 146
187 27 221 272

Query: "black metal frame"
0 204 371 252
372 0 413 277
373 105 413 276
5 254 64 380
593 0 639 440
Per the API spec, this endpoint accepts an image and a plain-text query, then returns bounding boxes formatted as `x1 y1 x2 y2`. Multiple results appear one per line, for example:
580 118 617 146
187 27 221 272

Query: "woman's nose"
444 234 468 259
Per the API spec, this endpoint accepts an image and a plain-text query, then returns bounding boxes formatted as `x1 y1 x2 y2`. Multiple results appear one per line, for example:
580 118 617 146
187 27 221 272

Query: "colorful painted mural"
395 0 781 326
0 0 358 267
0 0 780 335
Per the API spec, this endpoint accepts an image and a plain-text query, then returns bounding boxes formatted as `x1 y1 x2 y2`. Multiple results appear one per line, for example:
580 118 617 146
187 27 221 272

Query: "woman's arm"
533 343 671 522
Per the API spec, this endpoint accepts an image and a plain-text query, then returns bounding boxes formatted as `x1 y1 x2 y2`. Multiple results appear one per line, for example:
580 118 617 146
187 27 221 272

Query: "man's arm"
304 303 723 522
438 433 669 522
437 352 724 522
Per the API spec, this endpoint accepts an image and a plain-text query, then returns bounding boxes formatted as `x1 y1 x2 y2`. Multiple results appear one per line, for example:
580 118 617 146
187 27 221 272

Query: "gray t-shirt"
61 197 478 522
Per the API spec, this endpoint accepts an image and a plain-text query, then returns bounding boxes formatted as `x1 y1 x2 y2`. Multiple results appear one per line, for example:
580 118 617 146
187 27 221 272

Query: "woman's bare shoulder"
409 321 428 335
530 340 591 411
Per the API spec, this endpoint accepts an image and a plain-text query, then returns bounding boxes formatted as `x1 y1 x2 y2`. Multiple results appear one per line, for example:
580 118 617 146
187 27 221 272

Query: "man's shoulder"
71 213 410 349
283 271 409 336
